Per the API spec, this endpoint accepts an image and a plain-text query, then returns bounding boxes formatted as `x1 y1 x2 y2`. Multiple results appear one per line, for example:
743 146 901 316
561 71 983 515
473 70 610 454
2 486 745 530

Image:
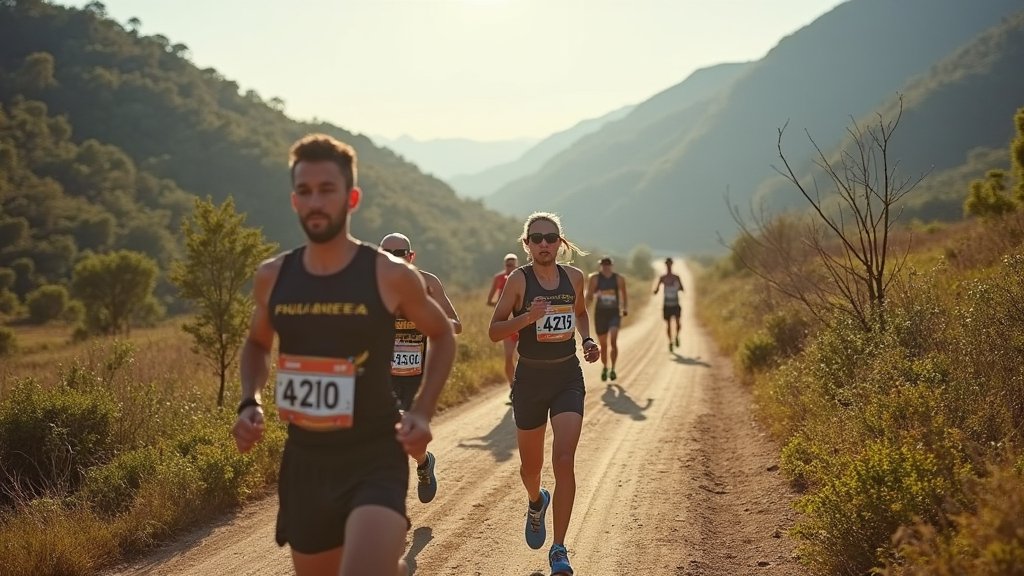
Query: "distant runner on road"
653 257 684 351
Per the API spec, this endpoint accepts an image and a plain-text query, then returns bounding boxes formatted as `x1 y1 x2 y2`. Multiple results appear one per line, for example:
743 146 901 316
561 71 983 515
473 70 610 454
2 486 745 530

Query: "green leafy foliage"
169 196 276 406
70 250 159 335
25 283 67 323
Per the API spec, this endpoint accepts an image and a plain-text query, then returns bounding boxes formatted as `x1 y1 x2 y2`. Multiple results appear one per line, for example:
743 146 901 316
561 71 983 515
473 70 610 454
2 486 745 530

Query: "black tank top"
269 243 398 444
515 265 577 360
594 272 620 311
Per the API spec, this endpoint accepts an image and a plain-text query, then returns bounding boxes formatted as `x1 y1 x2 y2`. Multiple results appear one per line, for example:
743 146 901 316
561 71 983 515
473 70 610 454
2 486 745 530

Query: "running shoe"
417 452 437 503
549 543 574 575
609 369 617 381
601 367 608 382
525 488 551 549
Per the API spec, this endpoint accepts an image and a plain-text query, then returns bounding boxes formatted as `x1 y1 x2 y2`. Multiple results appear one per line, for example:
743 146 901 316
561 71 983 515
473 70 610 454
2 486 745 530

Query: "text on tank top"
594 272 620 310
392 279 429 380
268 244 398 441
515 265 577 360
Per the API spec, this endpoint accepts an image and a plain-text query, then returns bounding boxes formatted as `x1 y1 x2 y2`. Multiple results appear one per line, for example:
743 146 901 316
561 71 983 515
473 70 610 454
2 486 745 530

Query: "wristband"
237 397 262 414
582 337 596 346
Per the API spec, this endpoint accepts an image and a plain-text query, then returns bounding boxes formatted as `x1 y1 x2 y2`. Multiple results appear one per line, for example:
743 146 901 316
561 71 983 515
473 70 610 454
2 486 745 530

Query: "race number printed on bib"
391 341 424 377
536 304 575 342
275 354 355 430
597 289 617 307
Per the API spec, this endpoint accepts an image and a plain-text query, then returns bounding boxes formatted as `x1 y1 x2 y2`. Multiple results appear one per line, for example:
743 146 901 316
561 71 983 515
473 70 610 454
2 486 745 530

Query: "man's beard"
300 207 346 244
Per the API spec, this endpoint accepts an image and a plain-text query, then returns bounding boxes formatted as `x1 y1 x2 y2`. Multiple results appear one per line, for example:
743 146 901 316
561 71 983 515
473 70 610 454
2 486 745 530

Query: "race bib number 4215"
536 304 575 342
275 354 355 430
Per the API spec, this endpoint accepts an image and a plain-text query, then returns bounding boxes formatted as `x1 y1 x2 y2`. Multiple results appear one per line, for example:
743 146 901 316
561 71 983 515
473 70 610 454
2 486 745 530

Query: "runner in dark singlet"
586 256 628 382
380 232 462 505
488 212 600 576
230 134 455 576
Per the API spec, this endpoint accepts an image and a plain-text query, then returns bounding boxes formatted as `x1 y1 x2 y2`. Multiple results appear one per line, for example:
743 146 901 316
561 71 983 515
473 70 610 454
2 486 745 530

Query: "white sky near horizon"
61 0 847 141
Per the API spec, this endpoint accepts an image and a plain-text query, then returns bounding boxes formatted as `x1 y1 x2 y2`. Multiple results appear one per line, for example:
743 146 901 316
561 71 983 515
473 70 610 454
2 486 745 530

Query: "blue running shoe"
549 543 573 575
525 488 550 549
416 452 437 503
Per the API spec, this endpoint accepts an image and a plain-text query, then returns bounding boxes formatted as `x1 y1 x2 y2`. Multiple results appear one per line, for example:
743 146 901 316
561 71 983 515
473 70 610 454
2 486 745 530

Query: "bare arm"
422 271 462 335
240 257 280 403
653 276 663 294
585 273 597 308
569 267 600 363
232 254 282 453
486 275 500 306
618 274 628 314
488 270 545 341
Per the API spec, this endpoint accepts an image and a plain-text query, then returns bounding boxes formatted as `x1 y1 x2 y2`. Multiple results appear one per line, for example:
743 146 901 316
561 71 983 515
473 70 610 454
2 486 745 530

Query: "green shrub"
26 284 69 324
0 381 118 501
0 289 19 316
62 300 84 324
0 327 16 356
739 332 776 373
794 441 953 575
763 310 810 357
888 463 1024 576
80 447 161 516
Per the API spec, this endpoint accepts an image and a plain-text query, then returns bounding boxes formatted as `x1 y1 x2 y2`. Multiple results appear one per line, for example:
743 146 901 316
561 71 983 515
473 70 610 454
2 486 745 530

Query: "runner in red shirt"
487 253 520 398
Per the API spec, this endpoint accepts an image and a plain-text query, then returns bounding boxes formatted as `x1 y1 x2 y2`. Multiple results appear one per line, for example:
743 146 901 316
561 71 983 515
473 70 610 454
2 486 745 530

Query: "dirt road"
110 262 803 575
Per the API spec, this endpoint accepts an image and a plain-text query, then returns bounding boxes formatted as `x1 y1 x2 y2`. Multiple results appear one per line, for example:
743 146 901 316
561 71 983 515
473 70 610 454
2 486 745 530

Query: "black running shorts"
391 376 421 412
593 309 621 336
275 434 408 554
512 356 586 430
663 305 682 320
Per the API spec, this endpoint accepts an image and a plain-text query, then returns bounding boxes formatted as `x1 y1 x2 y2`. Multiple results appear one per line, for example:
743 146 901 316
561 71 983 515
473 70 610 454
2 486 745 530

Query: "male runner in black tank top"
230 134 455 576
585 256 628 382
380 232 462 505
488 212 600 576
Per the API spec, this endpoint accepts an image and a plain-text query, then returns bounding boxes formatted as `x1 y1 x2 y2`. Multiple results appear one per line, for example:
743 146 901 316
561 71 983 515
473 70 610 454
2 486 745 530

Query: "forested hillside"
0 0 520 303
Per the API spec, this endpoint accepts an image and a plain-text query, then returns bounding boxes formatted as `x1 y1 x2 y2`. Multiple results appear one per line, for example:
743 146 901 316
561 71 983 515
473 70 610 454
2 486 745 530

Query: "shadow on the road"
456 405 517 462
672 352 711 367
601 383 653 421
405 526 433 575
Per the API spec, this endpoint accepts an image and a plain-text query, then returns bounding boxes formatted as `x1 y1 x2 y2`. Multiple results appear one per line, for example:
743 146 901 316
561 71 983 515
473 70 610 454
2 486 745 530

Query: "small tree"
730 97 923 332
964 169 1016 218
72 250 158 335
26 284 68 324
170 197 276 407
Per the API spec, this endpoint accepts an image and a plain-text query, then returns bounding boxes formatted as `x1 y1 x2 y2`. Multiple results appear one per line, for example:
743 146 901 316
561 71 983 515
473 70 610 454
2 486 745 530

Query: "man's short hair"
665 257 674 265
289 133 357 190
599 256 613 265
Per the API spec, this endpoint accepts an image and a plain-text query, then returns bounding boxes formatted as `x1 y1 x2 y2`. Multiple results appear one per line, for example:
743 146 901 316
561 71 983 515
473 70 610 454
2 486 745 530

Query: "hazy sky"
63 0 847 141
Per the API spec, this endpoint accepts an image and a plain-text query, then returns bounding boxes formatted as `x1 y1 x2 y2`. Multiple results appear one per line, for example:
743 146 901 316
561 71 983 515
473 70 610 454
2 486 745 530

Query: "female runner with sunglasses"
488 212 600 576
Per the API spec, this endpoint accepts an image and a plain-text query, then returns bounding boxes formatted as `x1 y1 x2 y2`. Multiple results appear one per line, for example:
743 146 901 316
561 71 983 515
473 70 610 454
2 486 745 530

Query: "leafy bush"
26 284 68 324
888 464 1024 576
0 289 19 316
739 332 776 373
0 327 15 356
80 447 160 516
794 442 954 576
0 381 118 501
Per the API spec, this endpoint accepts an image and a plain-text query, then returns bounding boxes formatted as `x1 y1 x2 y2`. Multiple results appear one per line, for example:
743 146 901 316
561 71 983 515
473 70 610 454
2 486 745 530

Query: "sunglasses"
385 248 412 257
526 232 561 245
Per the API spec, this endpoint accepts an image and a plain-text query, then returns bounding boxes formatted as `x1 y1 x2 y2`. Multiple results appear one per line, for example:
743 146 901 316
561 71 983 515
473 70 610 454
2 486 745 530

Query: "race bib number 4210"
536 304 575 342
275 354 355 430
